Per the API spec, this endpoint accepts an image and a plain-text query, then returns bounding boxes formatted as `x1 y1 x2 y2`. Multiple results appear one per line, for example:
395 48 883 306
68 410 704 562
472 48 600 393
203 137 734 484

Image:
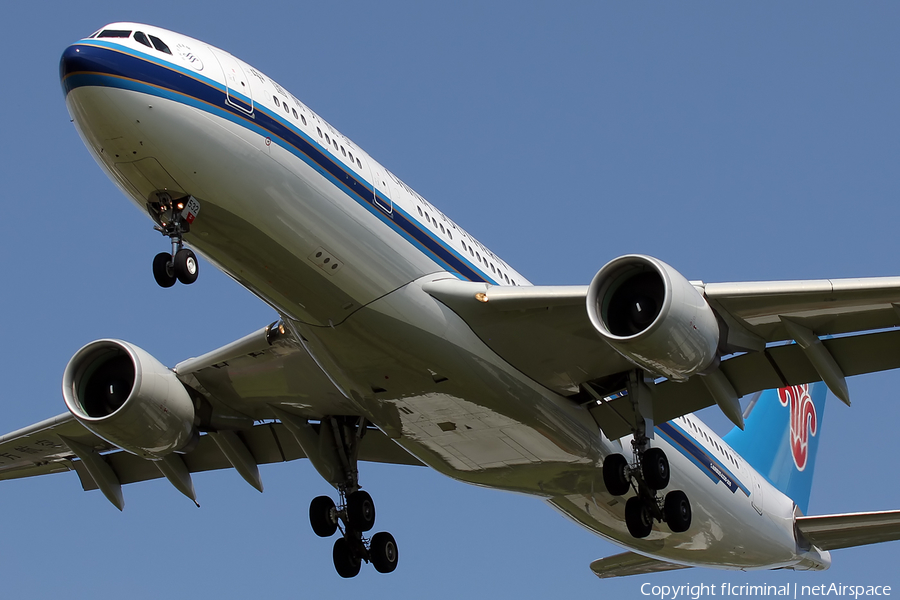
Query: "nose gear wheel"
147 192 200 287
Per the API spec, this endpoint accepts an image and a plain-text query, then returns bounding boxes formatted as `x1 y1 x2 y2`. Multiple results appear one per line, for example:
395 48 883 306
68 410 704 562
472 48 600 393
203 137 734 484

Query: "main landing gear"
309 489 398 578
284 415 398 578
602 371 692 539
148 192 200 288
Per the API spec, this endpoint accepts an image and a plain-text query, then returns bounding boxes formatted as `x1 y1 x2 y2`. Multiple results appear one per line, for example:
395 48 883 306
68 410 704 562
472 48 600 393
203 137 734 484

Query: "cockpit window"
148 35 172 55
133 32 152 48
98 29 132 39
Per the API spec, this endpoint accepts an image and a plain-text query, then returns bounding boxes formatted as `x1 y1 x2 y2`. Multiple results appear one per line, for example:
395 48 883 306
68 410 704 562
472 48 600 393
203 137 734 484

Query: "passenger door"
209 48 254 115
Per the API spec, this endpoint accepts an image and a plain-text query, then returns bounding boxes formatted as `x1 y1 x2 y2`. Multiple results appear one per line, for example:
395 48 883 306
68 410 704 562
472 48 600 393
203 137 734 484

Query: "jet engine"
62 340 197 458
586 255 720 381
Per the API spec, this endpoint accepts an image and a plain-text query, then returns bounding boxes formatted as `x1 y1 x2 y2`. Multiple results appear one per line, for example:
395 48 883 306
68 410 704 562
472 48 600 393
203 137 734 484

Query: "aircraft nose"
59 44 101 95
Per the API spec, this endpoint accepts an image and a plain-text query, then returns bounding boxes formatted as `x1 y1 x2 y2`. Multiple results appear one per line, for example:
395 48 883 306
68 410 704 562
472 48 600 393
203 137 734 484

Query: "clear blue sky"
1 2 898 598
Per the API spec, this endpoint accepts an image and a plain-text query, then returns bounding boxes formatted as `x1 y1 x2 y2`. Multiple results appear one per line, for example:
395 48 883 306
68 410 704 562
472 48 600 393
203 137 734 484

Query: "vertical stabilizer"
723 383 827 514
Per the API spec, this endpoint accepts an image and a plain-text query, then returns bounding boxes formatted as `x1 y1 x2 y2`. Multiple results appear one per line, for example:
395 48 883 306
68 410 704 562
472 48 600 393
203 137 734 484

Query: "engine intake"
62 340 197 458
586 255 720 380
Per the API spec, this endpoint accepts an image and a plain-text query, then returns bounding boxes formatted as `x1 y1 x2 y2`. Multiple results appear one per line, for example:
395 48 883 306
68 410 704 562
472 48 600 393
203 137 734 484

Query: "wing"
0 324 421 507
589 552 690 579
423 275 900 439
796 510 900 551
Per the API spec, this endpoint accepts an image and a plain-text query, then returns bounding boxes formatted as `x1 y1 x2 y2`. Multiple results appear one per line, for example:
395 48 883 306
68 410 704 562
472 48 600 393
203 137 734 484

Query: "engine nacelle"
586 255 720 381
62 340 197 459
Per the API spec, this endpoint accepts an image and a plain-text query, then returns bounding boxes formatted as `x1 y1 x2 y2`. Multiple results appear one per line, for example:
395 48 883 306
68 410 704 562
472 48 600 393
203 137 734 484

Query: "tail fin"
722 383 827 514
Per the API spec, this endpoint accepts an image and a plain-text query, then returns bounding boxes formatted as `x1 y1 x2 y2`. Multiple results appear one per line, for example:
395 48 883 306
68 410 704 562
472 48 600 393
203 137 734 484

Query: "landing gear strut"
148 192 200 287
299 416 398 577
602 370 692 538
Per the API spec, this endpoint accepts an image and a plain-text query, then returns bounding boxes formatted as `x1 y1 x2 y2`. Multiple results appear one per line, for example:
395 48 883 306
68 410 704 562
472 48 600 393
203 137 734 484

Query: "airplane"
3 21 899 579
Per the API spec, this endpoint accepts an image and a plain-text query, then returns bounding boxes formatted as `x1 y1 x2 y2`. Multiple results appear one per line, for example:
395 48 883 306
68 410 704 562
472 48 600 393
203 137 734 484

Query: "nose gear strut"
148 192 200 287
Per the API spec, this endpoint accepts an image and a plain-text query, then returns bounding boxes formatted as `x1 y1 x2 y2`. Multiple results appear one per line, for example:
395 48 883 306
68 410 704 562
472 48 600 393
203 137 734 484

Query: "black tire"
370 531 399 574
174 248 199 284
332 537 361 578
603 453 630 496
625 496 653 538
347 490 375 532
309 495 337 538
642 447 670 490
664 490 692 533
152 252 176 288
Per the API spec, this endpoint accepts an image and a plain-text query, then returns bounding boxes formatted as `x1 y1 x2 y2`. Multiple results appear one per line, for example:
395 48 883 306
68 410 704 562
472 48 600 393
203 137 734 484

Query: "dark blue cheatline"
657 421 749 496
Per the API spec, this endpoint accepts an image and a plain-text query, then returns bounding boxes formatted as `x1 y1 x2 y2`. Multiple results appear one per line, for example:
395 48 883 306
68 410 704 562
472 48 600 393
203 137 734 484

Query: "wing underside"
423 275 900 439
0 324 422 506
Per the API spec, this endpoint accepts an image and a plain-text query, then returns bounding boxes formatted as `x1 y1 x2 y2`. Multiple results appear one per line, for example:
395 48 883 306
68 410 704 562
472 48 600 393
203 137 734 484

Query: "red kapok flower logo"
778 384 818 471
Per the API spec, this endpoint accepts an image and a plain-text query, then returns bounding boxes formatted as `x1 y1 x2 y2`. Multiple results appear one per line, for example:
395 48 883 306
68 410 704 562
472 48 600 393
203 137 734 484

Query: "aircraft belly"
66 86 438 325
285 275 610 496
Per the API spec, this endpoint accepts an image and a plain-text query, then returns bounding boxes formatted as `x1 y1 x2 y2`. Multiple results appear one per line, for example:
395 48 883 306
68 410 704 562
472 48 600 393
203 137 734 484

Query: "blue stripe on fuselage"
657 421 749 496
60 42 497 285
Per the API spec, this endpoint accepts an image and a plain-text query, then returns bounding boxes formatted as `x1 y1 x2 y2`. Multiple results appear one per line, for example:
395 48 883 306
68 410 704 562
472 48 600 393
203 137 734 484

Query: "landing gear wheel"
625 496 653 538
309 495 338 538
664 490 692 533
174 248 199 284
642 447 670 490
332 537 361 578
152 252 176 288
603 453 630 496
370 532 399 573
347 490 375 532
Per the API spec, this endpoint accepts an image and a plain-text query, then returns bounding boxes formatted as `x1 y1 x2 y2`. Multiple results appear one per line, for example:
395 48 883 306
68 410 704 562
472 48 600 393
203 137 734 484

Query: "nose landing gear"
148 193 200 287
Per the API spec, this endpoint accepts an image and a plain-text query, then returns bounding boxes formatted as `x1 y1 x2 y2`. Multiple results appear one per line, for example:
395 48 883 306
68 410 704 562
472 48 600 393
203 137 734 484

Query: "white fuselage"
61 23 828 572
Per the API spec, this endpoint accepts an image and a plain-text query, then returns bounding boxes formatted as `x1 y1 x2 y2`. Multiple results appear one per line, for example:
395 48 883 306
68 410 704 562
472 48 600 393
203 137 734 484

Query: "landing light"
475 292 488 303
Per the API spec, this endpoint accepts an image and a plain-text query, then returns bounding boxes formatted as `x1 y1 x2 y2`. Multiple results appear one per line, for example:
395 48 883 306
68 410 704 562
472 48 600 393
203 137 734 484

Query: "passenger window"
325 133 331 144
284 102 290 114
440 224 445 234
417 207 423 216
301 115 308 126
317 127 323 138
273 96 281 108
149 35 172 54
292 108 298 119
333 140 339 151
349 151 354 162
133 32 152 48
341 146 346 157
356 158 362 168
504 274 510 284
